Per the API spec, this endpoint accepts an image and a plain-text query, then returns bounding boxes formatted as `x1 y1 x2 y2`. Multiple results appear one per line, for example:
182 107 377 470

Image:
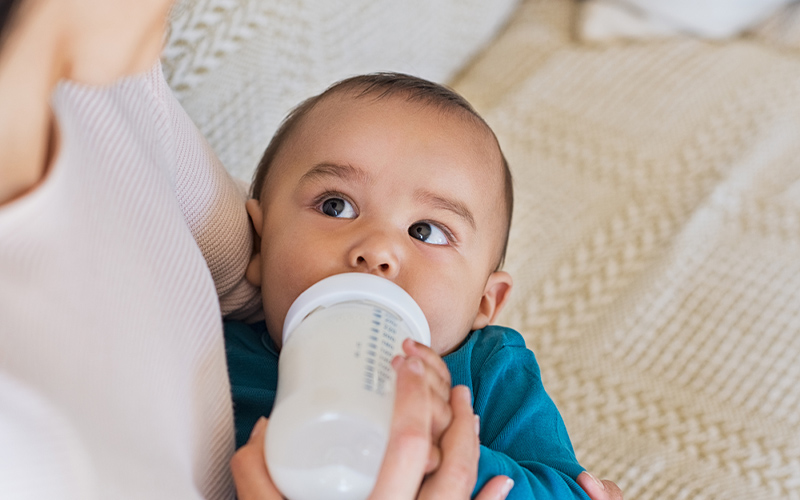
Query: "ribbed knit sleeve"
444 326 589 500
148 66 261 320
0 63 237 499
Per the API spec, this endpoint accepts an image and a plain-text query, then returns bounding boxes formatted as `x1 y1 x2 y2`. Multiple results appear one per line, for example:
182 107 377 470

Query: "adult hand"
577 471 624 500
230 416 282 500
230 355 514 500
371 356 513 500
395 338 454 472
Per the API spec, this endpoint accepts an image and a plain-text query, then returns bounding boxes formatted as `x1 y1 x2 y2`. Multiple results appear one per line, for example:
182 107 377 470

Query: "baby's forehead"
316 92 501 177
310 91 502 159
310 90 506 195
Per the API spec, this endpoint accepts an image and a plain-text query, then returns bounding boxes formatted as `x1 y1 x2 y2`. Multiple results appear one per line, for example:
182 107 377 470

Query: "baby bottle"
265 272 431 500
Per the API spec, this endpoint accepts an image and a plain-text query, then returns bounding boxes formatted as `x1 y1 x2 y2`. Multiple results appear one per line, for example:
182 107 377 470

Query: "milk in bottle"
266 273 431 500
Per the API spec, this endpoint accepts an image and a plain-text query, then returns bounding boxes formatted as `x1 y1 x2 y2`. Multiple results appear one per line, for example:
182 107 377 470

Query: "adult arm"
153 63 262 319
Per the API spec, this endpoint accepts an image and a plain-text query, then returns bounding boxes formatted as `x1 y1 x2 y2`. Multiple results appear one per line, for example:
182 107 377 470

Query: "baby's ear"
244 199 264 287
472 271 513 331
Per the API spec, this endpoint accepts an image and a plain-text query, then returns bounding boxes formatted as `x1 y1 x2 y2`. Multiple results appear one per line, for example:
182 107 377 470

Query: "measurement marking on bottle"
363 306 406 395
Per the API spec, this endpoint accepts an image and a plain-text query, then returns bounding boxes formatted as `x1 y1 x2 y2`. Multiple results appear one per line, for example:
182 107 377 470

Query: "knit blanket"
165 1 800 498
453 1 800 498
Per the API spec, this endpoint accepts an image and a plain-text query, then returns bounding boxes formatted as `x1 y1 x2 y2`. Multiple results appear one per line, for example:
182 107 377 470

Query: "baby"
224 73 590 499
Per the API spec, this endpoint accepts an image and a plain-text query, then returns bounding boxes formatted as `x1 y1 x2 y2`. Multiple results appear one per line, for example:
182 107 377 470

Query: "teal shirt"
224 321 589 499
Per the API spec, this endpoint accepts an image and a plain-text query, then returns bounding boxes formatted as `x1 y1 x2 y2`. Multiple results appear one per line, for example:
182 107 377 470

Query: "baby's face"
249 93 511 354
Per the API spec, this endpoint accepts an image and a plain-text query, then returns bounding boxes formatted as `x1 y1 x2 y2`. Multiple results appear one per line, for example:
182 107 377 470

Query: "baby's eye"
320 197 356 218
409 222 449 245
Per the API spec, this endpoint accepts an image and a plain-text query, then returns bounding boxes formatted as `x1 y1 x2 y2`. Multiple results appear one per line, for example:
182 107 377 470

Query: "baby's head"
245 73 513 355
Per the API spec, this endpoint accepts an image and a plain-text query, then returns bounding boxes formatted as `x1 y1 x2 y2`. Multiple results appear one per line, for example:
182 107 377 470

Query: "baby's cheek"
413 282 474 354
428 317 469 355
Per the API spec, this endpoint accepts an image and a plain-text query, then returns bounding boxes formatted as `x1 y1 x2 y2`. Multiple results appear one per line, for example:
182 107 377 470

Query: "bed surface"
166 1 800 497
453 2 800 498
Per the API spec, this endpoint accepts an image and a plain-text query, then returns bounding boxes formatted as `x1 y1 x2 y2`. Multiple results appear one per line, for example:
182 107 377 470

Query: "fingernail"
455 385 472 404
500 478 514 498
587 472 605 491
250 416 266 439
474 415 481 436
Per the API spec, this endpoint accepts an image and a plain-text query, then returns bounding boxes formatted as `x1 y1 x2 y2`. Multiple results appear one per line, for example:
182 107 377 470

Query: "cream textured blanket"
165 1 800 498
453 1 800 498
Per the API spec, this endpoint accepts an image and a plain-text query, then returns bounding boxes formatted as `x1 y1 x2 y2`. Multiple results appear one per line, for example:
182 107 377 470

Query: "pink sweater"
0 63 259 499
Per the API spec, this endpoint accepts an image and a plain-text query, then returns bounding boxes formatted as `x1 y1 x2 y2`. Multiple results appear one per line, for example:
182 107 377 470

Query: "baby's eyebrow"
415 190 476 231
300 162 373 186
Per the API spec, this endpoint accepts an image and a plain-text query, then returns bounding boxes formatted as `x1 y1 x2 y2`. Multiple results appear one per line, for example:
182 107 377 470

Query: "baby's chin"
427 316 477 356
430 334 469 357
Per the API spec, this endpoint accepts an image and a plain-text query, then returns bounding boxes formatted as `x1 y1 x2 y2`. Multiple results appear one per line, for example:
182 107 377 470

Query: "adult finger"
390 350 452 447
576 472 624 500
403 339 452 401
429 388 453 447
369 356 431 500
425 445 442 474
602 480 624 500
474 476 515 500
230 417 283 500
418 385 479 499
401 339 453 446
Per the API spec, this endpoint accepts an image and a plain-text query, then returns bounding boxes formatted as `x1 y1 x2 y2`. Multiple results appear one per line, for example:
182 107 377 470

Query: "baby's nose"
347 231 400 279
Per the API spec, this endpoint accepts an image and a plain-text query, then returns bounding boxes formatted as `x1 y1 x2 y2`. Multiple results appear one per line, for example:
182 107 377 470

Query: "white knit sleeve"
147 63 262 319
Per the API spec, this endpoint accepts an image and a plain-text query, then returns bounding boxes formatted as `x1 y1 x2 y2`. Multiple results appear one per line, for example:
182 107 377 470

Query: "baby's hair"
250 72 513 270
